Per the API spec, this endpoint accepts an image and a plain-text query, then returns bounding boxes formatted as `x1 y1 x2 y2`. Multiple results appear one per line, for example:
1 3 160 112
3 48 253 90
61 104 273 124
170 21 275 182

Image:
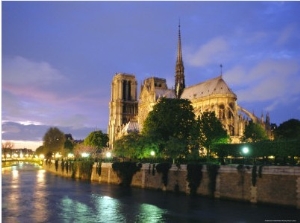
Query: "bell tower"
175 22 185 98
108 73 138 149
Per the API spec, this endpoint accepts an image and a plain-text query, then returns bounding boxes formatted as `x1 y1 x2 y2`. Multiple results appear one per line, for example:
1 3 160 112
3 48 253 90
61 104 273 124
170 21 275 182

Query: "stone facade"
107 73 138 148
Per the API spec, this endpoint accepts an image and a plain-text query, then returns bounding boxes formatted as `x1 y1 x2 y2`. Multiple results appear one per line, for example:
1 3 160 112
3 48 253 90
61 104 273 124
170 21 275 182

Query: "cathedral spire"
175 20 185 99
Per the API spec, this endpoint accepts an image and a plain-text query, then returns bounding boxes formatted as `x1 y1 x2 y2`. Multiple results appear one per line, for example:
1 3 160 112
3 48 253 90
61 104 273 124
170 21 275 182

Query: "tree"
2 141 14 158
240 121 268 143
198 111 229 157
274 119 300 140
43 127 65 156
63 134 75 156
142 98 197 159
2 141 14 149
84 130 109 150
114 133 159 160
35 145 45 155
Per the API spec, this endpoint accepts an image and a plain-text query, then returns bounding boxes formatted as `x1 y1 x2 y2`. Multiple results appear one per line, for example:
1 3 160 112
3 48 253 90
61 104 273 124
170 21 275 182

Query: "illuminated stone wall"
44 162 300 209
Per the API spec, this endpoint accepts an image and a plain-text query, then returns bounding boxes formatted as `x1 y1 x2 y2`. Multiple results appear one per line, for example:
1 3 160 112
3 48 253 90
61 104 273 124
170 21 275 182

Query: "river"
2 163 299 223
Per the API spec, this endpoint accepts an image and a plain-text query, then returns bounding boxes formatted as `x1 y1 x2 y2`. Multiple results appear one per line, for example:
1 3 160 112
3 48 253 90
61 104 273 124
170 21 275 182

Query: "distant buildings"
2 148 34 159
108 25 271 149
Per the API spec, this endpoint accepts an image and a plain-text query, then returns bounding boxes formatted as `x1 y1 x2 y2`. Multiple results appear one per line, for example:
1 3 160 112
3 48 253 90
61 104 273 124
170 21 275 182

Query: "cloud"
224 59 300 111
2 56 65 86
1 56 107 129
1 121 100 143
185 37 229 67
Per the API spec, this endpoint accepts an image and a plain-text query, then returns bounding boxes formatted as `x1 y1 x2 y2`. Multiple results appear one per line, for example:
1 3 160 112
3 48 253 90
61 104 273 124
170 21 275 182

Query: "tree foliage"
114 133 157 159
84 130 109 150
2 141 14 149
43 127 65 155
274 119 300 140
240 121 268 143
198 111 229 156
213 140 300 158
142 98 197 159
2 141 14 156
35 145 45 155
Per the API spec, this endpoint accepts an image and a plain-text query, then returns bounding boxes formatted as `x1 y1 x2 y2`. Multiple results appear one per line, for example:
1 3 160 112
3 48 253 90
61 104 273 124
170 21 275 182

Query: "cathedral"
108 25 271 149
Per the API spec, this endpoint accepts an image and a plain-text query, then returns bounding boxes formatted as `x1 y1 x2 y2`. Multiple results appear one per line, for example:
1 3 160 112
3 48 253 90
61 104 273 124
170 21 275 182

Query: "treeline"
213 139 300 158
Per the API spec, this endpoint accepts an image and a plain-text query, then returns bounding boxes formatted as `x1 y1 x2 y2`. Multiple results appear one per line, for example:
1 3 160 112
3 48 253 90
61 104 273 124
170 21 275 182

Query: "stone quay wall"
43 161 300 209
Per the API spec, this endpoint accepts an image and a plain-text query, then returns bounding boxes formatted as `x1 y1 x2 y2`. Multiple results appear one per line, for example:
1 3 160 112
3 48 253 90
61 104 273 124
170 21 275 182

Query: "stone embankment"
43 161 300 209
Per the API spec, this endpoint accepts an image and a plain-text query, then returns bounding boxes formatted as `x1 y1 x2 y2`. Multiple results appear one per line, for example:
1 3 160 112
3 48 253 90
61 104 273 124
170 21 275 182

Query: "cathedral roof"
180 75 237 100
155 89 176 100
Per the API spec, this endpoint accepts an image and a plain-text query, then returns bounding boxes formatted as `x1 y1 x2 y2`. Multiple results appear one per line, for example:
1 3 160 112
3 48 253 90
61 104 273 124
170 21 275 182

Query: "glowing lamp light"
81 152 89 158
67 153 74 159
242 147 249 154
55 153 62 159
106 152 112 158
150 151 155 156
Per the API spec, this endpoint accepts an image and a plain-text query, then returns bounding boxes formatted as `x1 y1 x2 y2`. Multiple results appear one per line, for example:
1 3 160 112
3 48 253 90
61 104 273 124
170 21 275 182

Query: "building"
108 24 271 148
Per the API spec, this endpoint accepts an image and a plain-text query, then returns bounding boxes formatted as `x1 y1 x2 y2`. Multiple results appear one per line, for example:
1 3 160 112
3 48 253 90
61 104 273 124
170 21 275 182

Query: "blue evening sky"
2 1 300 149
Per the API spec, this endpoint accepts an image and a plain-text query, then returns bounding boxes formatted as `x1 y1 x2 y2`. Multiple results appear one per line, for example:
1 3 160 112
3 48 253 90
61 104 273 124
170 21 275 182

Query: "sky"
2 1 300 150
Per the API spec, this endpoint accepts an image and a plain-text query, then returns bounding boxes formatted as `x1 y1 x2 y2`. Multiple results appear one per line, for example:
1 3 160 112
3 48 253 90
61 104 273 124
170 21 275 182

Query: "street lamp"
81 152 89 158
242 147 249 154
150 151 155 157
242 146 249 164
106 152 112 158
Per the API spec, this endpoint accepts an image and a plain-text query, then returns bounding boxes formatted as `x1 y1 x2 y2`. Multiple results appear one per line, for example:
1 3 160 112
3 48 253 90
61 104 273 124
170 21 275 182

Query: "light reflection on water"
2 164 299 223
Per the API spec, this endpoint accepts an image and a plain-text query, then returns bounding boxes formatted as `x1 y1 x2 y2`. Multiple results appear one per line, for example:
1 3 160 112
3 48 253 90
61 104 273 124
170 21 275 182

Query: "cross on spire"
220 64 223 76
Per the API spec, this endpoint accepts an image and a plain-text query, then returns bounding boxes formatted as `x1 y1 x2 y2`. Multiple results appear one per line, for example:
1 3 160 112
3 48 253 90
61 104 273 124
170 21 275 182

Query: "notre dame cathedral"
108 25 271 149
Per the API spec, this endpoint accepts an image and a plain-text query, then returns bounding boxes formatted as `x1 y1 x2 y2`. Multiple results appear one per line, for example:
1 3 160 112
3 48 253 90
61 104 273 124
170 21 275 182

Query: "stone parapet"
43 162 300 209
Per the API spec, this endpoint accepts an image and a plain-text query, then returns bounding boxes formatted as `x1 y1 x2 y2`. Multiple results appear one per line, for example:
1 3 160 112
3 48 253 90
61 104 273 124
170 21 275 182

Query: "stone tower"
175 22 185 98
107 73 138 148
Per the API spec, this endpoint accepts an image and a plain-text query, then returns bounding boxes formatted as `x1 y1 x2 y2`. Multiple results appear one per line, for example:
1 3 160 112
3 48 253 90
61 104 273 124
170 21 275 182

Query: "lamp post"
150 150 155 163
242 147 249 164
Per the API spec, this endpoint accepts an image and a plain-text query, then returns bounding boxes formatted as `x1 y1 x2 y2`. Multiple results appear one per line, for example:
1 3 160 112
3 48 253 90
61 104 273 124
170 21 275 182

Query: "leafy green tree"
198 111 229 157
274 119 300 140
43 127 65 156
64 139 74 155
84 130 109 150
165 137 186 163
142 98 197 159
114 133 158 159
241 121 268 143
35 145 45 155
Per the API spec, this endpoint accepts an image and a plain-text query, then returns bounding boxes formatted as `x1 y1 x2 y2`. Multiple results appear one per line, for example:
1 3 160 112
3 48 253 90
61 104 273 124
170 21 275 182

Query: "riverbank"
43 160 300 209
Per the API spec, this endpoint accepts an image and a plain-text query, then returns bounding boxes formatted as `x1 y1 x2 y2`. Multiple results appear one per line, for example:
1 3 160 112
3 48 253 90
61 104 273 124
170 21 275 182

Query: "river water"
2 163 299 223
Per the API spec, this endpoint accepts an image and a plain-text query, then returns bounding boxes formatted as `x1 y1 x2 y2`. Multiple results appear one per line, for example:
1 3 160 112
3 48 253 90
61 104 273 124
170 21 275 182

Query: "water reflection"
94 195 122 221
2 164 299 223
139 203 166 223
32 169 49 222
